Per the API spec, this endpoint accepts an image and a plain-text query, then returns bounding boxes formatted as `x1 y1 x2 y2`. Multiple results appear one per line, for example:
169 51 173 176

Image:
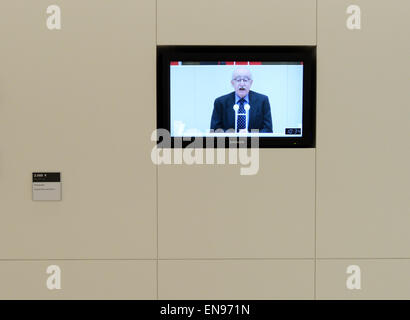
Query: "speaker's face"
231 68 253 98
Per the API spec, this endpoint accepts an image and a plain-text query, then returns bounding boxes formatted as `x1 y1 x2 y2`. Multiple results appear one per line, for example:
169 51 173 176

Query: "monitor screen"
157 46 316 148
171 61 303 138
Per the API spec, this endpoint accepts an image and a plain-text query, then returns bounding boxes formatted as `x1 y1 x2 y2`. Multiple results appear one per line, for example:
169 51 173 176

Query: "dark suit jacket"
210 91 273 133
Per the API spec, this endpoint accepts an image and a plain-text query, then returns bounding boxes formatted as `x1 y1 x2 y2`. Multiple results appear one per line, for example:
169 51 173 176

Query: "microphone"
233 104 239 132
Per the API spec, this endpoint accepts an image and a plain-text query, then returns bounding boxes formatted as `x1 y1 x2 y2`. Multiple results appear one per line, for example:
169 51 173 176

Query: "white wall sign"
32 172 61 201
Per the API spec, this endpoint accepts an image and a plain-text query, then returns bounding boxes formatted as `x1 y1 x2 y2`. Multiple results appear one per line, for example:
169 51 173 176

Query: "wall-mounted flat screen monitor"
157 46 316 148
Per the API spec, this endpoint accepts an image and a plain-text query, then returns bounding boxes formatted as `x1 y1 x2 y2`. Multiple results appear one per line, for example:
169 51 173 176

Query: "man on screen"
210 67 273 133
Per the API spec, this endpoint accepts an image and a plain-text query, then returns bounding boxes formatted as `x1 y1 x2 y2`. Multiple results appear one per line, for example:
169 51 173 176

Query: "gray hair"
231 67 253 80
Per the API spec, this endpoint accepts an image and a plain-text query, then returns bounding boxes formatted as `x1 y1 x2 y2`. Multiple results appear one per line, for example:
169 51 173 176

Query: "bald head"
231 67 253 98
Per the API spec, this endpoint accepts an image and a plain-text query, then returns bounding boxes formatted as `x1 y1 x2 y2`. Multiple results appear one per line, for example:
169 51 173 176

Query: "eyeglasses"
233 77 251 83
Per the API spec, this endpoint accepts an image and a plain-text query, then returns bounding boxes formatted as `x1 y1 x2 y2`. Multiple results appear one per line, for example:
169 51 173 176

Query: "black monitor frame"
157 45 316 148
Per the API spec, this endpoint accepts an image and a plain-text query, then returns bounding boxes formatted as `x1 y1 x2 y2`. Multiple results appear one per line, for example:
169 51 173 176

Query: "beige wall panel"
0 260 156 299
316 0 410 257
159 260 314 299
157 0 316 45
0 1 157 258
158 149 315 259
317 260 410 299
